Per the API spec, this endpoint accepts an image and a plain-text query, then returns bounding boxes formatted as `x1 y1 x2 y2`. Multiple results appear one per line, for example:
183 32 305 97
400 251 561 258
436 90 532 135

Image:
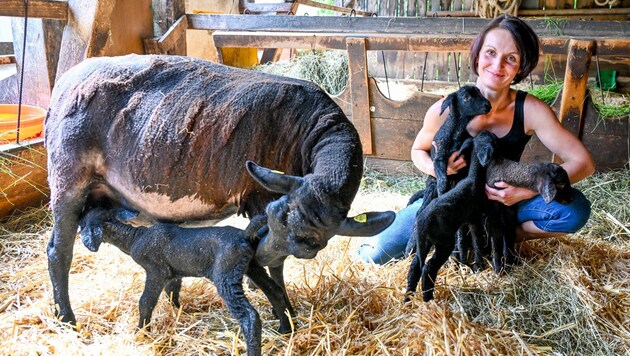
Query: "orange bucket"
0 104 46 143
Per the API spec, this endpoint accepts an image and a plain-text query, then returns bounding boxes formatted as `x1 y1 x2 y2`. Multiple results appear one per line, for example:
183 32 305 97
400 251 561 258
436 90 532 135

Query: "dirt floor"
0 167 629 355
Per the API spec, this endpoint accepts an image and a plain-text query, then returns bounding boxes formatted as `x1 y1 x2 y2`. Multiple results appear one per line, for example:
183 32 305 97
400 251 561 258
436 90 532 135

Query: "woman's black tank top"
496 90 532 161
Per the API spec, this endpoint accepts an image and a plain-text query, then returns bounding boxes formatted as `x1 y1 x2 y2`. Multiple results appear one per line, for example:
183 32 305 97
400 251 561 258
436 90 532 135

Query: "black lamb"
404 85 491 256
79 208 292 356
471 157 574 273
405 131 498 303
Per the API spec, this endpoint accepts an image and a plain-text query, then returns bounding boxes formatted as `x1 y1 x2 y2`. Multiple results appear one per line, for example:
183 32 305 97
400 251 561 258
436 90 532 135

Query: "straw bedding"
0 167 628 355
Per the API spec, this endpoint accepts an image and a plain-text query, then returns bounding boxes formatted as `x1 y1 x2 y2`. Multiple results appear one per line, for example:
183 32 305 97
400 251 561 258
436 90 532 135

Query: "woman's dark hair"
470 14 540 85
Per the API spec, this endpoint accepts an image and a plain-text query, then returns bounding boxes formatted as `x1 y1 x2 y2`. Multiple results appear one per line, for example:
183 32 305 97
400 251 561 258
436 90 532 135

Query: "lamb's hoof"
422 290 434 302
277 324 292 335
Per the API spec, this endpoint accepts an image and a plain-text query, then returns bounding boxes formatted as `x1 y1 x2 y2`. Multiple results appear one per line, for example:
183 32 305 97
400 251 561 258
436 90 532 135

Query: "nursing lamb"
80 208 291 356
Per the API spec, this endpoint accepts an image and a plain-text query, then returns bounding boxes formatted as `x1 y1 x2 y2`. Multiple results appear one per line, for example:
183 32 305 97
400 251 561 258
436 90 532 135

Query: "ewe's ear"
539 180 557 204
440 92 456 115
246 161 304 194
335 211 395 237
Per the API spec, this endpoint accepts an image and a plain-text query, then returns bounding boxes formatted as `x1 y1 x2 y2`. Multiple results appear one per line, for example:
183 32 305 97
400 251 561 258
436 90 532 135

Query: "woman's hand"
485 181 538 206
446 150 467 175
433 142 468 176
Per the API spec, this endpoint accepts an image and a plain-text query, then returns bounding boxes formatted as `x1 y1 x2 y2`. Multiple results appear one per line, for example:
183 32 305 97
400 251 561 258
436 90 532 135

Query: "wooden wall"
354 0 630 90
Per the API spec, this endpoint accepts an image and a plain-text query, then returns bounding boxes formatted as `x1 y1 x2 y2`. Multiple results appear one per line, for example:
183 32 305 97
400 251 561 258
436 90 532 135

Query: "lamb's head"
440 85 492 119
246 161 396 267
79 207 138 252
539 163 573 204
472 131 499 167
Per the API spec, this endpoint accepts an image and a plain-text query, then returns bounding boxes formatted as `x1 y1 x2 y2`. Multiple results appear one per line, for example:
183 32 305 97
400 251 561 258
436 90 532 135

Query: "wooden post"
56 0 153 80
10 18 63 108
152 0 186 55
346 37 373 154
553 39 595 163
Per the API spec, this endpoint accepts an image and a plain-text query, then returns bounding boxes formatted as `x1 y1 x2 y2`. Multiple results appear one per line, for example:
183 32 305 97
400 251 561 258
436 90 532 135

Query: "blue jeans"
357 188 591 265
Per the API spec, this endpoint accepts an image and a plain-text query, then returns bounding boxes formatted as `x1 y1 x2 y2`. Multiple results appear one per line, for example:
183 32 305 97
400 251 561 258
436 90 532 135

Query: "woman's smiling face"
477 28 522 90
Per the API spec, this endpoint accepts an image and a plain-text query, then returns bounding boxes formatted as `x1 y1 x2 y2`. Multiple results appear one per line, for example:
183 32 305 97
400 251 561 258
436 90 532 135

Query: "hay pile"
0 168 628 355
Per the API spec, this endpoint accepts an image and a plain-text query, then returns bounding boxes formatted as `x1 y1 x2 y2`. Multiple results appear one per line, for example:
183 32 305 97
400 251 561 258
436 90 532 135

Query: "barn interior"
0 1 629 354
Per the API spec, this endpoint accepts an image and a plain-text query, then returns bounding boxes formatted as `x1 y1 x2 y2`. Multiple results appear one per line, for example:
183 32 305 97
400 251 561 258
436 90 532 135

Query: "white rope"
473 0 521 18
594 0 620 7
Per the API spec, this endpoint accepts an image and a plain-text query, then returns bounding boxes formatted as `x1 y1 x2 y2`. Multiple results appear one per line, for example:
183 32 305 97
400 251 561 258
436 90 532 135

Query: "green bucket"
596 70 617 91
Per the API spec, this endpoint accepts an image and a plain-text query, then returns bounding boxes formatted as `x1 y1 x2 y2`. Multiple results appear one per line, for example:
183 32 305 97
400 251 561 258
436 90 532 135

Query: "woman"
358 14 595 265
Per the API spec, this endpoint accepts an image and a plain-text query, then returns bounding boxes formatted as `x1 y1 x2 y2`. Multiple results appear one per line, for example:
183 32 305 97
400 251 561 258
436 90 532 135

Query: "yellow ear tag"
353 213 367 223
271 170 285 175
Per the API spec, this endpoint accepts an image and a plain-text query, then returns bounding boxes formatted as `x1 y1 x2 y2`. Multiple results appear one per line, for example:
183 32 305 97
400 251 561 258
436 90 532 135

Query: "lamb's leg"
433 158 449 196
452 226 470 265
268 264 295 317
246 262 292 334
164 278 182 309
404 182 437 256
47 187 89 325
468 222 486 273
421 240 455 302
404 254 422 303
404 222 429 302
214 276 262 356
138 270 169 330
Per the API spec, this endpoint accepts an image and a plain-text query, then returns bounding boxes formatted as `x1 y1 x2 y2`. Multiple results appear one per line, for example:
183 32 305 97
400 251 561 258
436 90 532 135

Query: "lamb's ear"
476 142 495 167
114 208 139 223
246 160 304 194
80 224 103 252
440 92 456 115
539 180 557 204
335 211 396 237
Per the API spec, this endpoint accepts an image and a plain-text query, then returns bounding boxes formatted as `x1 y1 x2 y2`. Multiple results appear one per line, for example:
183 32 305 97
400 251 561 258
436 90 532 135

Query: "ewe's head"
246 161 395 267
440 85 492 119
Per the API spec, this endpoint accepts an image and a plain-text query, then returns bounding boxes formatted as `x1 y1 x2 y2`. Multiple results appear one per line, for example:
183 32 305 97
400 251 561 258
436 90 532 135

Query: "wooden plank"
56 0 115 79
577 0 594 8
0 141 49 217
553 39 595 163
296 0 375 16
346 38 373 154
0 0 68 21
189 14 630 38
212 31 630 57
10 18 63 109
157 15 188 54
152 0 185 36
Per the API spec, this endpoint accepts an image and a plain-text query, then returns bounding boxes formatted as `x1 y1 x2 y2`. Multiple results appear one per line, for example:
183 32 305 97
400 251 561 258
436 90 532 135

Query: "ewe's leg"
247 262 292 334
214 276 262 356
164 278 182 309
421 240 454 302
47 188 88 325
268 264 295 317
138 271 168 330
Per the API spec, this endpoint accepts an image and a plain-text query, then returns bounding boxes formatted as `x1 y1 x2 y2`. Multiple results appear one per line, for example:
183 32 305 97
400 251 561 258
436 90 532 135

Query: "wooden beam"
189 14 630 38
554 39 595 163
295 0 374 16
0 0 68 21
212 31 630 56
346 37 373 154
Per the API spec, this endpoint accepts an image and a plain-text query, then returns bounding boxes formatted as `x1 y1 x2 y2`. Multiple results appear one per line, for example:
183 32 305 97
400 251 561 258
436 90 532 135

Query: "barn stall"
0 0 629 354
